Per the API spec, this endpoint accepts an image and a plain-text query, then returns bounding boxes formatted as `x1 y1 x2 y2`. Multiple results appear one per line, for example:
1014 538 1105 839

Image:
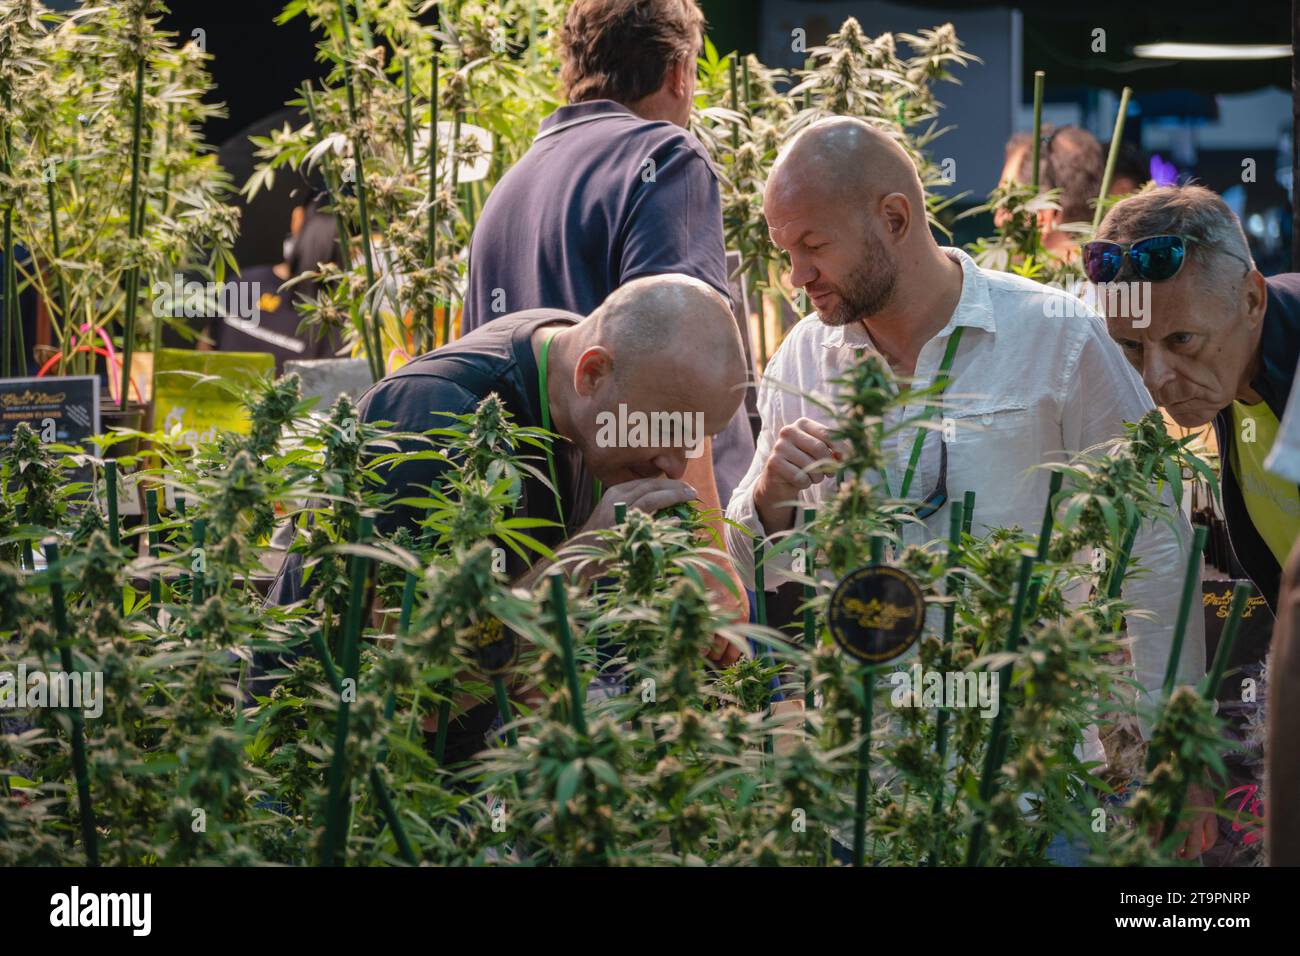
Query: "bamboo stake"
1093 87 1134 232
336 0 386 381
402 56 415 166
44 176 70 347
45 541 98 866
1030 71 1045 190
119 56 147 411
426 39 439 351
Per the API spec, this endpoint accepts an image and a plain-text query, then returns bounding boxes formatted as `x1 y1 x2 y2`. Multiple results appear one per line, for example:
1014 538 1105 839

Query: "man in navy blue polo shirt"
462 0 755 558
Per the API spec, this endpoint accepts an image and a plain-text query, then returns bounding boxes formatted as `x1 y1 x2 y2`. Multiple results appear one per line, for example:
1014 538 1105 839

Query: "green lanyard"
538 332 601 530
882 326 965 500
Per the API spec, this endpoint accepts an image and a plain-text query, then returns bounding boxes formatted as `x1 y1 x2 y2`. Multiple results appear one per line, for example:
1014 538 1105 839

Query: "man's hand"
579 477 698 535
753 417 841 533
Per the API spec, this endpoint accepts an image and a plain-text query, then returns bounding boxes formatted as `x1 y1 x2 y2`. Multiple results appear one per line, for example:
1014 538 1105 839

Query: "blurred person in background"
995 125 1105 262
212 188 342 371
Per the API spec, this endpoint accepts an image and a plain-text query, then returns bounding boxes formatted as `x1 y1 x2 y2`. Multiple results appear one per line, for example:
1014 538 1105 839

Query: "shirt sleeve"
1062 319 1207 740
358 374 480 536
726 336 804 591
617 138 731 304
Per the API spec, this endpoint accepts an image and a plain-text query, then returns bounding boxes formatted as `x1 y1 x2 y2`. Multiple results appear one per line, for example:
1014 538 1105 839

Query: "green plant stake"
614 501 627 524
966 551 1035 866
1093 87 1133 231
104 460 120 549
144 487 162 610
1029 71 1045 190
1159 525 1210 703
1023 470 1063 611
852 665 874 867
802 507 816 714
1203 581 1250 703
548 572 587 737
961 490 975 536
321 515 375 865
1157 579 1249 843
191 517 205 606
304 582 416 866
928 499 965 864
44 540 98 866
493 675 517 749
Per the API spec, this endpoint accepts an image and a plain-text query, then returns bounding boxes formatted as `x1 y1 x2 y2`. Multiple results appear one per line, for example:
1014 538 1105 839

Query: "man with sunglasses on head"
1091 184 1300 612
726 118 1211 859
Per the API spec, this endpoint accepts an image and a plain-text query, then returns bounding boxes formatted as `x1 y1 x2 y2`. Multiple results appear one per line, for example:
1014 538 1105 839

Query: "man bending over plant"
364 272 746 600
725 117 1213 859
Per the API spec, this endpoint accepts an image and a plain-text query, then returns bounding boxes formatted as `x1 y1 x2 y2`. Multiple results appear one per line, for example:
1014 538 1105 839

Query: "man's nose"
652 450 687 481
1142 349 1179 402
789 257 818 290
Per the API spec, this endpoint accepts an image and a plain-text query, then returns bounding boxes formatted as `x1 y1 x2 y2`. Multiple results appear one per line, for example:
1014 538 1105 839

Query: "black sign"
827 565 926 664
468 616 518 676
0 375 100 445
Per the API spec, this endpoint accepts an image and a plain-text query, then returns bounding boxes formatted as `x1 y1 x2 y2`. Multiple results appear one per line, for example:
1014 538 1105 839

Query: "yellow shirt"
1230 400 1300 567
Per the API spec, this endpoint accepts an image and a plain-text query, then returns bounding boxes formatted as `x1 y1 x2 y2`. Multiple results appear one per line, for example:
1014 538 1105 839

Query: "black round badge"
827 565 926 664
469 616 518 676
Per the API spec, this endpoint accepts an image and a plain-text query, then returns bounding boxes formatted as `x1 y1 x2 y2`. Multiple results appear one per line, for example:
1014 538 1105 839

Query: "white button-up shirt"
726 247 1205 736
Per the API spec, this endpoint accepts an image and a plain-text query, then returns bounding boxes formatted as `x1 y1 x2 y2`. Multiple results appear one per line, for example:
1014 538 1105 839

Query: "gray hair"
1095 184 1255 299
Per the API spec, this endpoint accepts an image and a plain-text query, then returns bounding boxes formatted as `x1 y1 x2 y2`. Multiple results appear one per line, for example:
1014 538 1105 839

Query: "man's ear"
1244 269 1268 326
879 192 911 243
668 55 689 99
574 346 614 397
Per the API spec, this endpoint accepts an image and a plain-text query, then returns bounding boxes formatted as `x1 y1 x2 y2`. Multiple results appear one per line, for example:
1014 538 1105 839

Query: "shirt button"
981 413 994 425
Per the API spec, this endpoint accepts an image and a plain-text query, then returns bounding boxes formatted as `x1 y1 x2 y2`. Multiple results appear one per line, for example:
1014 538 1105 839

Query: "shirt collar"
821 246 996 349
536 99 636 139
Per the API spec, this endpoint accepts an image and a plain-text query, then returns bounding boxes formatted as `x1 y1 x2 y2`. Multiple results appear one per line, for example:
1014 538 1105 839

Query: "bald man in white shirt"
726 116 1215 859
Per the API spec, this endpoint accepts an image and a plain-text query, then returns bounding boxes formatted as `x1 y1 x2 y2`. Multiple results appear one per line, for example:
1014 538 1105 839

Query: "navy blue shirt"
463 100 731 330
460 99 755 509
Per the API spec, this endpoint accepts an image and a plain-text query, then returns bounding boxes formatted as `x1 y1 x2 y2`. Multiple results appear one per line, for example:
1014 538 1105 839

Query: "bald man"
725 117 1213 859
360 273 746 592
